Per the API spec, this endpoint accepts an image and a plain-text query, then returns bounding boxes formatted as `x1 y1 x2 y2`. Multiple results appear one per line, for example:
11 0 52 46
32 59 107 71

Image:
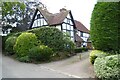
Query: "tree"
2 2 26 33
2 1 45 33
90 2 120 52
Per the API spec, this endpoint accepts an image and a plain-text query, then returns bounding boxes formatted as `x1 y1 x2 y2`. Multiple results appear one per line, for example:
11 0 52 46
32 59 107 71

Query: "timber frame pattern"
29 6 90 47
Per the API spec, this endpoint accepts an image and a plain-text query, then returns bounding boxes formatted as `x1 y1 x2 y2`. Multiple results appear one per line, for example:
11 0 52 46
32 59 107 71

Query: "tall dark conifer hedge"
90 2 120 52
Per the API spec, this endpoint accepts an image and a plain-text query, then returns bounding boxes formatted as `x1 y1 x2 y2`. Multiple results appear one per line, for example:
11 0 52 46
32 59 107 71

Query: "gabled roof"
30 6 89 34
75 34 84 42
37 7 69 25
74 20 89 33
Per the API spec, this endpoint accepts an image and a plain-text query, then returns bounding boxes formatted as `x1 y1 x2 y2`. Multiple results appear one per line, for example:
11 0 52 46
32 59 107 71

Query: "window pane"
81 32 83 37
62 23 66 29
71 26 73 30
67 24 70 30
71 31 74 36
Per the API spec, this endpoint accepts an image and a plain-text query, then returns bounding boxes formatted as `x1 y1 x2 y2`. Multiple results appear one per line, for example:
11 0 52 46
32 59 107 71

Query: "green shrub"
14 32 38 58
81 47 88 52
5 36 17 55
63 33 75 53
16 56 30 62
2 32 22 52
90 2 120 52
29 45 53 61
2 36 7 51
10 32 22 37
89 50 107 64
27 27 75 60
74 47 88 53
94 55 120 80
28 27 65 51
74 48 82 53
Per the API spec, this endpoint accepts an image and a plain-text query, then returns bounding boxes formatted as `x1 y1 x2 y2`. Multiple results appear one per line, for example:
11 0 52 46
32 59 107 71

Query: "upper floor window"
81 32 83 37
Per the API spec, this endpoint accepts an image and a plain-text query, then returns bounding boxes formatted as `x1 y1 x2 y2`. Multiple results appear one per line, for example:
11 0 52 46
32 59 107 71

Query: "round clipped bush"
14 32 38 57
28 27 65 51
90 2 120 51
89 50 107 64
5 36 17 55
94 55 120 80
29 45 53 61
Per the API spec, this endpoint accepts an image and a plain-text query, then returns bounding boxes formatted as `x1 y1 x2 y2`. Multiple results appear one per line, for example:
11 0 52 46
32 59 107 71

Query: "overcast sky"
39 0 97 30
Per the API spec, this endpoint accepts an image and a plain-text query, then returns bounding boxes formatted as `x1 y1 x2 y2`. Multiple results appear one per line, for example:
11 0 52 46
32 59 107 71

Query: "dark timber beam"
29 9 38 29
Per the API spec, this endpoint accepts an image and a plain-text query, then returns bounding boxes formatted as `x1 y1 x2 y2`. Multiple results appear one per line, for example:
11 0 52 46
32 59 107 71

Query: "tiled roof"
75 34 84 42
37 7 69 25
37 7 89 33
74 20 89 33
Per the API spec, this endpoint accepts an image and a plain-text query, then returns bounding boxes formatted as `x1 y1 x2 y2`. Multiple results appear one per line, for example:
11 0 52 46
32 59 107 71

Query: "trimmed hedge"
5 36 17 55
28 27 65 51
90 2 120 52
28 27 75 52
89 50 107 64
74 47 88 53
94 55 120 80
29 45 53 61
14 32 38 57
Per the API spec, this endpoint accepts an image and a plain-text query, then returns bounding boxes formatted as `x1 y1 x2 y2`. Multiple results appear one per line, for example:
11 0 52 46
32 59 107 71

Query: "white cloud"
40 0 97 30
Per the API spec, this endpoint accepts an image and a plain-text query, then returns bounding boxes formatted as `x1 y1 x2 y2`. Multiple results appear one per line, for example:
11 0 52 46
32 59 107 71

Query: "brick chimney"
60 8 67 12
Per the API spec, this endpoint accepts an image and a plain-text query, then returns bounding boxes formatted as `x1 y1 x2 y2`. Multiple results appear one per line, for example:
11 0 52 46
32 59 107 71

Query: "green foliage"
74 48 82 53
5 36 17 55
29 45 53 61
2 36 8 51
81 47 88 52
74 47 88 53
28 27 65 51
2 2 25 17
16 56 30 63
11 32 22 37
94 55 120 80
89 50 107 64
63 32 75 53
14 32 38 57
2 32 22 51
90 2 120 52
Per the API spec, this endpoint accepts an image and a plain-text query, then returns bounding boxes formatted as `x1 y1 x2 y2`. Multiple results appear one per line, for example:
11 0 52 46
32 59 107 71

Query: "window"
62 23 66 29
81 32 83 37
71 31 74 36
67 24 70 30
